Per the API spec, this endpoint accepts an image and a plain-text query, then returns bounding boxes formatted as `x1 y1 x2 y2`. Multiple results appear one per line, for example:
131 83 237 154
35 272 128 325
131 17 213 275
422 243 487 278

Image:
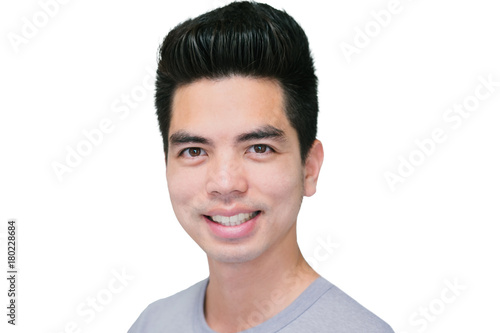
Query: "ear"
165 152 171 180
303 140 324 197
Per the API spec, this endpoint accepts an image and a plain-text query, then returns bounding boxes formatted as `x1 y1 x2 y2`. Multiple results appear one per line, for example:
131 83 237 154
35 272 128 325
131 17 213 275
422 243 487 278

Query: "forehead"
169 76 292 138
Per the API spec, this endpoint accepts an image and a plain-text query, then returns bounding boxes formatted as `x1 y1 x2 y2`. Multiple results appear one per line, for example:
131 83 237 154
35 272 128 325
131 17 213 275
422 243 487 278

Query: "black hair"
155 1 318 162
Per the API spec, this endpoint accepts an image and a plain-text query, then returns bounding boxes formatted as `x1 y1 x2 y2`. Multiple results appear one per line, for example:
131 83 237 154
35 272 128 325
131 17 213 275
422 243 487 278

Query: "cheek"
166 166 203 211
250 162 304 201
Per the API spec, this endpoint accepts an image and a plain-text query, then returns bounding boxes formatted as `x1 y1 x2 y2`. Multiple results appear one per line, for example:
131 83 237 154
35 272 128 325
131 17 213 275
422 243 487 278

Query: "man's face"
166 76 321 264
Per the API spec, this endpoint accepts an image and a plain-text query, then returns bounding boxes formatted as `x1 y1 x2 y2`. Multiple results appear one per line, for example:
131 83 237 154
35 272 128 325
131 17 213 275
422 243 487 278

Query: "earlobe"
303 140 324 197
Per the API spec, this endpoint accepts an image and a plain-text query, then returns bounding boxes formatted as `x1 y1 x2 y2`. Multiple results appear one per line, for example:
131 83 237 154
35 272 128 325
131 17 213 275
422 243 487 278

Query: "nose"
206 153 248 197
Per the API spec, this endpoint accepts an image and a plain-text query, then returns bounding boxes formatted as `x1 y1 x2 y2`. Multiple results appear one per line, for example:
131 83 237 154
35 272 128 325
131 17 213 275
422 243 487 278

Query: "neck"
204 226 319 333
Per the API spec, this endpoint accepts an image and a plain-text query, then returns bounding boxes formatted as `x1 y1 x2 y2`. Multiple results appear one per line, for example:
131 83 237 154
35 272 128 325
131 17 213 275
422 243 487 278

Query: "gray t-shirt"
128 277 394 332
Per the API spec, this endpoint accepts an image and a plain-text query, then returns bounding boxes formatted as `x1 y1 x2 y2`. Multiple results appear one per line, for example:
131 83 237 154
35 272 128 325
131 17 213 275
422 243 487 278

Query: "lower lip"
205 213 259 239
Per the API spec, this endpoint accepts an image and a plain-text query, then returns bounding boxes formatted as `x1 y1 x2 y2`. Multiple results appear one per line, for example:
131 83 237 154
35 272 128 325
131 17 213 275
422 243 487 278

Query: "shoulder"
128 279 207 333
288 277 394 333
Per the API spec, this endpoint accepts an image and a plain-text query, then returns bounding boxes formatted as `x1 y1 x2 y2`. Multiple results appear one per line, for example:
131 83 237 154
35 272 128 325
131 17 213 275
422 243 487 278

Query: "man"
129 1 393 332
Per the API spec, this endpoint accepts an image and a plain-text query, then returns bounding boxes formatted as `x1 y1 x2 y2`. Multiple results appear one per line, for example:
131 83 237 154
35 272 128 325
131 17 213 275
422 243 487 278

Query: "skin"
166 76 324 332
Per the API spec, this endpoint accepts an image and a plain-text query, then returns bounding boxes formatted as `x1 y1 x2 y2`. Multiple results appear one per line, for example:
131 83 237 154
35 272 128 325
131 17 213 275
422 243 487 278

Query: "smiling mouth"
205 211 260 226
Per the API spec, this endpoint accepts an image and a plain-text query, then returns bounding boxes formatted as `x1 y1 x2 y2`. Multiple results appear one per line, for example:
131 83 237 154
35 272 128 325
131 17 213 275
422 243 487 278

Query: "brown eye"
253 145 267 153
188 148 201 156
249 144 273 154
179 147 206 158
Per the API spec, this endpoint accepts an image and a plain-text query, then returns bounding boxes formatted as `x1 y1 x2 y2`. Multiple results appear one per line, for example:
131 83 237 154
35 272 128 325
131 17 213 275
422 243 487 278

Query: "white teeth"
211 211 258 226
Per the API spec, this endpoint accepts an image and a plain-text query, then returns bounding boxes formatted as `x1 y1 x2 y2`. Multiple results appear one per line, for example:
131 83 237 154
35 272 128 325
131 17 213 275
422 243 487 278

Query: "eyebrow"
169 131 213 146
169 125 286 147
236 125 286 143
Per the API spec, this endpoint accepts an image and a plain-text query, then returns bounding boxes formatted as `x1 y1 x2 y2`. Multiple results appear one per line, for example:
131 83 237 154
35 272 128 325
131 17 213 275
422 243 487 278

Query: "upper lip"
204 207 260 217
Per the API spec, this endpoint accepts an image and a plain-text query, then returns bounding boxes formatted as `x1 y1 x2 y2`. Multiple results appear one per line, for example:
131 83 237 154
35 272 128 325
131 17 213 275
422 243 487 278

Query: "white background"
1 0 499 332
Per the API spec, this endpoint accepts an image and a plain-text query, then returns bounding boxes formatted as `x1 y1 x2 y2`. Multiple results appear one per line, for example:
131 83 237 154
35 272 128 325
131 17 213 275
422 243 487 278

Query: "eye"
179 147 206 158
247 144 273 154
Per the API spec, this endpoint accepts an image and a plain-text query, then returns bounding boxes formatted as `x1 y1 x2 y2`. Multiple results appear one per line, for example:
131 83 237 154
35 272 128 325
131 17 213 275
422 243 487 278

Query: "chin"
205 242 268 264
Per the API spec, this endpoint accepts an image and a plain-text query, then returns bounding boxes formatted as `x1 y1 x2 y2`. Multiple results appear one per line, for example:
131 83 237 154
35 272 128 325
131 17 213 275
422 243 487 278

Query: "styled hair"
155 1 318 162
